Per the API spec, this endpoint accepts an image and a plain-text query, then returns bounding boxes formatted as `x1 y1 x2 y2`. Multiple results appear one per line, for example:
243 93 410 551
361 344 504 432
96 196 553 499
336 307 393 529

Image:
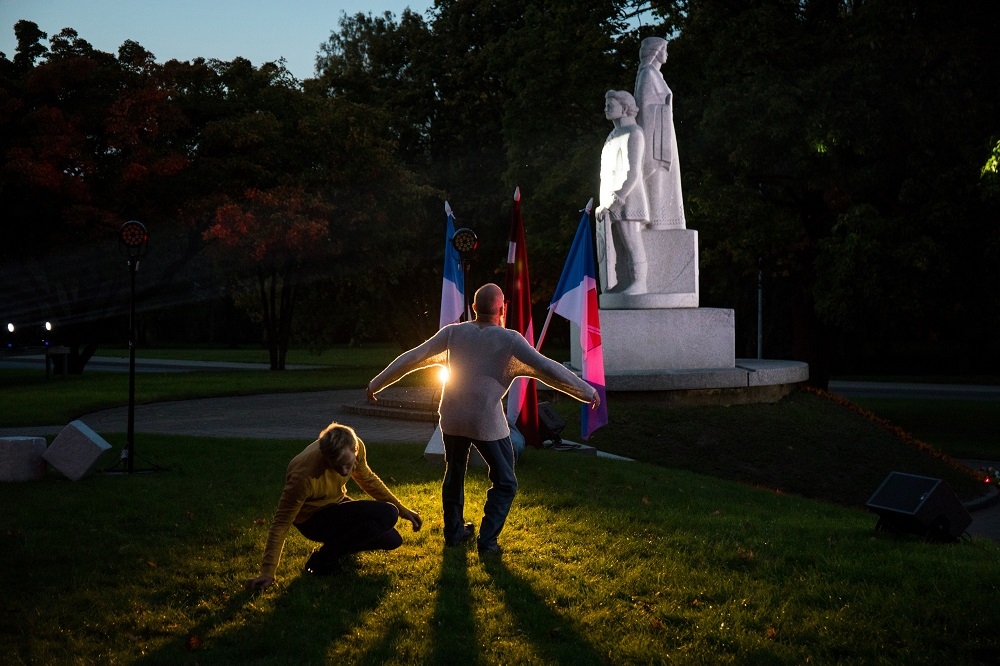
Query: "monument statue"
596 89 649 296
634 36 685 230
595 38 699 311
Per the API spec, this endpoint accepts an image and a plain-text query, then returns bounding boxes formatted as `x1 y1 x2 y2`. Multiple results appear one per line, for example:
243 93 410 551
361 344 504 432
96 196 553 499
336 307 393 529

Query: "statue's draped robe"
635 64 686 229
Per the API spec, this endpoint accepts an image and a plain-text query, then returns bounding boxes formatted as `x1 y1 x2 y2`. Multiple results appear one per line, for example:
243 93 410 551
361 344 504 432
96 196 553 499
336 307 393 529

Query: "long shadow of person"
480 556 608 666
134 562 392 664
429 545 478 664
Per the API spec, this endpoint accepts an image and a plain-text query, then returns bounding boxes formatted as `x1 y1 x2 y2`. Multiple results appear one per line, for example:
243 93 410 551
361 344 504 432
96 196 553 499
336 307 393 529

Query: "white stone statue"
596 90 649 295
634 36 685 230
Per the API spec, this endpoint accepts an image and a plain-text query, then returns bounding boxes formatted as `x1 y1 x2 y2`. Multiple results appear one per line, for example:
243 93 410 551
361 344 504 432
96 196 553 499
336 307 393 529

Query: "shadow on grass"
135 567 392 665
430 545 477 664
481 555 609 666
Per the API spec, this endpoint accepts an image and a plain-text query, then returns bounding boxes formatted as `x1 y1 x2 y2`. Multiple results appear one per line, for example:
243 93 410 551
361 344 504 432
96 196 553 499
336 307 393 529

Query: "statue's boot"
620 261 648 296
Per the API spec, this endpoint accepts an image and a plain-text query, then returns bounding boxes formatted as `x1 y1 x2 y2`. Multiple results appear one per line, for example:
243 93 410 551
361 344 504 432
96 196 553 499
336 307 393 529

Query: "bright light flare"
44 321 52 331
437 367 450 385
6 323 13 333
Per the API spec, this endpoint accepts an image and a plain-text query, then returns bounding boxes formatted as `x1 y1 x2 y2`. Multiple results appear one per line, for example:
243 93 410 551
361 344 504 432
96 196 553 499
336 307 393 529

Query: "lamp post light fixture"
451 227 478 321
118 221 149 474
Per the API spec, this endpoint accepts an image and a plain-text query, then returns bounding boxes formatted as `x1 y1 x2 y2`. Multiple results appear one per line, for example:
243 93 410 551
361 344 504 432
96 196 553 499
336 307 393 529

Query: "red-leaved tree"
204 186 333 370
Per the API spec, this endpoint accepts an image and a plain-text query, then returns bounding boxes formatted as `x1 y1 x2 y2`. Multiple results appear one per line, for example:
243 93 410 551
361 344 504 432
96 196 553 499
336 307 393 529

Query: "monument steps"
340 386 439 422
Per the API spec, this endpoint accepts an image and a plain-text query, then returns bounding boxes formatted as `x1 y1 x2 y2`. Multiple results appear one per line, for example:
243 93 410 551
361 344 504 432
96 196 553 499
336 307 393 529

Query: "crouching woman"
245 422 422 590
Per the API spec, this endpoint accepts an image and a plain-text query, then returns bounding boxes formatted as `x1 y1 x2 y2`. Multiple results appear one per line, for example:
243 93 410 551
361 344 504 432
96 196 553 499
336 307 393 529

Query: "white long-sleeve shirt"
369 322 597 441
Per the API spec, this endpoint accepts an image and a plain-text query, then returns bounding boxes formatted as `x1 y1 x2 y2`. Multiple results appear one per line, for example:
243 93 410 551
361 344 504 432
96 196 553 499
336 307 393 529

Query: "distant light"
6 323 13 333
438 367 450 384
44 321 52 331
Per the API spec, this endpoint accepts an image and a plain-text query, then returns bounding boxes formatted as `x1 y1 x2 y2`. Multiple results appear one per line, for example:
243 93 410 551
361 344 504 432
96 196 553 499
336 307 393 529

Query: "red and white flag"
504 187 542 448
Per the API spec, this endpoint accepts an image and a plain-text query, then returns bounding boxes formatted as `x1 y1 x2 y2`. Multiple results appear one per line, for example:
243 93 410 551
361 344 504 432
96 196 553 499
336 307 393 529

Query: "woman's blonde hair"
318 422 359 465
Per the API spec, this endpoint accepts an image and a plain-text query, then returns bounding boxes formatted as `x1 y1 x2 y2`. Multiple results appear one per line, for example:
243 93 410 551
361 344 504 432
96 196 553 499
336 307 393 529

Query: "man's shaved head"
473 283 504 317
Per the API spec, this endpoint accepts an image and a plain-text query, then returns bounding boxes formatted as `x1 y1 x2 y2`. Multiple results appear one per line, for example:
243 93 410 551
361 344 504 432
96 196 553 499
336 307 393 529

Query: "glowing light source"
44 321 52 331
437 367 450 384
6 323 13 333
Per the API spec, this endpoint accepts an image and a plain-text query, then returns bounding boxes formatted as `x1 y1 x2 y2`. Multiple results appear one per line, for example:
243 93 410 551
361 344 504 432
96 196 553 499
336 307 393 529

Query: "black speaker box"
537 402 565 444
866 472 971 542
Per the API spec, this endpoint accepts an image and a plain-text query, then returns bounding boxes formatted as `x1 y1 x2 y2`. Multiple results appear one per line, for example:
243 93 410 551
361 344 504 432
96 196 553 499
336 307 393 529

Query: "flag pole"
534 309 554 352
537 197 593 352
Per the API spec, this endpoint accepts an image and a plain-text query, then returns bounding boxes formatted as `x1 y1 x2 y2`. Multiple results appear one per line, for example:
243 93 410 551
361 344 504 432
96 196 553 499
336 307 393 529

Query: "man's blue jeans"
442 433 518 550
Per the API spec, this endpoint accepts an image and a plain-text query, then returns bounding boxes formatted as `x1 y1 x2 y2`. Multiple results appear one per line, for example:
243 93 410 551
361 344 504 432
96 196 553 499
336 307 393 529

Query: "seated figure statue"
596 89 649 295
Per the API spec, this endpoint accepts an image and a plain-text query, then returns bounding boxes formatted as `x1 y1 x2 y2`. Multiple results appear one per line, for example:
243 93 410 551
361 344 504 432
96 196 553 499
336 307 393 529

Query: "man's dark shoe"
445 522 475 547
477 543 503 557
304 550 341 576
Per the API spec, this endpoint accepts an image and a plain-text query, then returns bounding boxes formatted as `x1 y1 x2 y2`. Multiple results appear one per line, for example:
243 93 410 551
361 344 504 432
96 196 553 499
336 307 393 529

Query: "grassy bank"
2 437 998 665
0 345 402 426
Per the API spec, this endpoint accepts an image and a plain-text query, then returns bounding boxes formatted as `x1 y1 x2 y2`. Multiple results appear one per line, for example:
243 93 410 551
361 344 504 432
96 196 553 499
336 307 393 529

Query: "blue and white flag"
440 201 465 328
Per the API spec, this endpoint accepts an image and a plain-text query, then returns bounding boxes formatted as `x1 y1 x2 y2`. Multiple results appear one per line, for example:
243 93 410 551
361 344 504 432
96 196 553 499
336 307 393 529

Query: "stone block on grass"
0 436 48 481
43 420 112 481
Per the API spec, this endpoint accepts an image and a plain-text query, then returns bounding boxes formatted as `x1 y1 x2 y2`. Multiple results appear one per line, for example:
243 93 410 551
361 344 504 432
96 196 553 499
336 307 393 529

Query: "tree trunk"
275 259 296 372
258 266 280 371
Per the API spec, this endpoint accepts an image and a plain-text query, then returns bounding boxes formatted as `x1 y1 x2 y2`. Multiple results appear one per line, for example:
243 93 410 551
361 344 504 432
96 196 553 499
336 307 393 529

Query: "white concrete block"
0 437 48 482
43 420 112 481
572 307 735 373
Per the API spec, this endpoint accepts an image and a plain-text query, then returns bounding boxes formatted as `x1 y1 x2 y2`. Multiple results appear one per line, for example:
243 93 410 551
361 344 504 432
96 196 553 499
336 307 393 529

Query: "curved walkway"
0 389 434 444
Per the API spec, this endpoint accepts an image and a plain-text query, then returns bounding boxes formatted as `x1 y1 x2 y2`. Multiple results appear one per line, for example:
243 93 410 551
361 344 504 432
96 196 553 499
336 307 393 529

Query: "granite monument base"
572 307 735 373
601 228 698 309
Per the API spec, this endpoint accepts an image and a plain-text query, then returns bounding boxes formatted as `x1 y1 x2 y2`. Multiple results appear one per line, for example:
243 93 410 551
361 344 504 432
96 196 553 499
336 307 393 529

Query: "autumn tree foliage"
204 187 331 369
0 23 192 372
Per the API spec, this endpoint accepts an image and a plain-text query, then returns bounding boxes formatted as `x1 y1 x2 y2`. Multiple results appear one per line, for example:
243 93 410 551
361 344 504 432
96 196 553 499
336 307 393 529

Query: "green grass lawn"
2 349 999 663
0 345 403 426
2 436 998 665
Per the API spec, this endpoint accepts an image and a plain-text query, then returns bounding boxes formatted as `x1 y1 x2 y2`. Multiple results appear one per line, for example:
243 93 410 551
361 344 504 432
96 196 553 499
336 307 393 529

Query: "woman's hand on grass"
244 575 274 592
400 508 422 531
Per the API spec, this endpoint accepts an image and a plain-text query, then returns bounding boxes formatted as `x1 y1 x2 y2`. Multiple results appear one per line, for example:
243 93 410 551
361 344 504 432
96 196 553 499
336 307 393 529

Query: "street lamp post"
119 221 148 474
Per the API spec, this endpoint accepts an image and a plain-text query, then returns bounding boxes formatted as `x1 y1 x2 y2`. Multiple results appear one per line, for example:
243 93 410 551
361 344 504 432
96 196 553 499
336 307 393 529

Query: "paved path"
0 389 434 444
829 380 1000 401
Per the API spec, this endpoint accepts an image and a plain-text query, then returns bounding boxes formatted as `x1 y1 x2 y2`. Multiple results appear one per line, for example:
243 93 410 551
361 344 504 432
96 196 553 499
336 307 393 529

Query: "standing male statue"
597 89 649 295
634 36 686 230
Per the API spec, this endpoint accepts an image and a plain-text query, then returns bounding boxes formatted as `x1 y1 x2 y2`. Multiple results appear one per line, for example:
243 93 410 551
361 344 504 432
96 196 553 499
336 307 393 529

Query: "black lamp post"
451 227 478 321
119 221 148 474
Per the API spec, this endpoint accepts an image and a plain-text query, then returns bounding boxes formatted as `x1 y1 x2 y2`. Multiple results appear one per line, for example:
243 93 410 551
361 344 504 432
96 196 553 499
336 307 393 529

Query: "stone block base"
572 307 735 373
601 229 698 309
43 420 112 481
0 436 48 481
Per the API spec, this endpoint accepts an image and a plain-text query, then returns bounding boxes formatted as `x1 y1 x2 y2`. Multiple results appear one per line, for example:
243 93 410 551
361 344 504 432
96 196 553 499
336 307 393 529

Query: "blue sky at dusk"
0 0 430 80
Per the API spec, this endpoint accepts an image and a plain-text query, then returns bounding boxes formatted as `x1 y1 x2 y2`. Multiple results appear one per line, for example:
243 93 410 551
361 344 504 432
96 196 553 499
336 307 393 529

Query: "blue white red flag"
439 201 464 328
504 187 542 448
549 198 608 439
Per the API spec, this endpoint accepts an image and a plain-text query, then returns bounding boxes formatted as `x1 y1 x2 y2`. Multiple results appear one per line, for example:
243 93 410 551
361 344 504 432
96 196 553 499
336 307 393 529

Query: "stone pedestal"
601 228 698 309
0 437 48 481
571 307 735 374
43 420 112 481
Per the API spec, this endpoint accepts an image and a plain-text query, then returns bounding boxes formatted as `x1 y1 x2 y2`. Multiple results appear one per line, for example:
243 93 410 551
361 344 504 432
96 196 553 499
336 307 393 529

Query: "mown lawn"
2 437 998 665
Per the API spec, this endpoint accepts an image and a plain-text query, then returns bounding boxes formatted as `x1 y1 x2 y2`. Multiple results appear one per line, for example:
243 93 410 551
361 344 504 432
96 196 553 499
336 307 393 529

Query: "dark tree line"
2 0 998 383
